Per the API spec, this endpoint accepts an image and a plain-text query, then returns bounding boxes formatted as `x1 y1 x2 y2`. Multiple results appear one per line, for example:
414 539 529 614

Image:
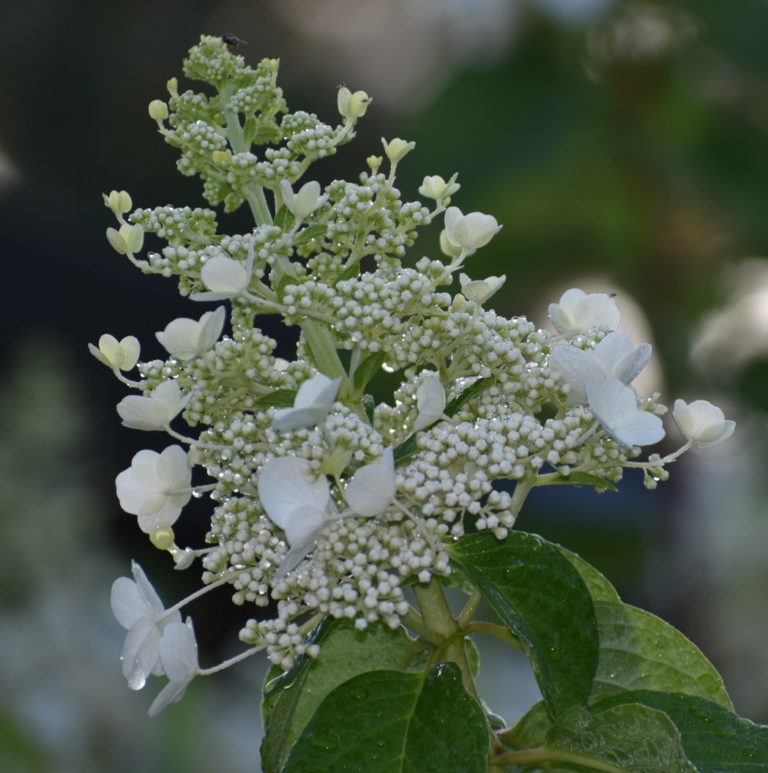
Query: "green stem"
402 607 443 647
491 746 626 772
456 589 482 628
464 621 522 651
412 579 480 701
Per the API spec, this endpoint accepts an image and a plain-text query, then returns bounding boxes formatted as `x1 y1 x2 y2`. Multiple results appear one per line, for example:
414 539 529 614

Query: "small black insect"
222 33 248 47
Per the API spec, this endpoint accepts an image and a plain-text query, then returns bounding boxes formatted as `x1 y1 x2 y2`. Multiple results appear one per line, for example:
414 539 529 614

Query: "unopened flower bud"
212 149 233 166
104 190 132 215
88 334 140 371
367 155 383 173
119 223 144 254
166 77 178 96
148 99 169 121
439 229 463 259
382 137 415 163
419 174 460 202
280 180 326 221
337 86 371 119
106 227 128 254
443 207 501 252
672 399 735 448
459 273 507 305
150 528 175 550
319 447 352 477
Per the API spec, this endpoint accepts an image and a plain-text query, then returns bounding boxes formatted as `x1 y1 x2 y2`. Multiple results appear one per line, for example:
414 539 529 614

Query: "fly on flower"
221 33 247 47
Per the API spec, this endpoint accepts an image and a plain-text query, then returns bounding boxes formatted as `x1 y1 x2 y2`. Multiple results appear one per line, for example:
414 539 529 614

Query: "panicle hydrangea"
97 35 735 713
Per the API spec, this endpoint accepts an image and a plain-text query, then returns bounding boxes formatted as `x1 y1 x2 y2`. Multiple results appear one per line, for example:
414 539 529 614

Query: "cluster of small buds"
97 36 735 714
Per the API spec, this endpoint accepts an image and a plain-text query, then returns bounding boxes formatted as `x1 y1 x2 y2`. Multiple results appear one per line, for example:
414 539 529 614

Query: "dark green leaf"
589 602 732 708
594 691 768 772
503 701 552 750
254 389 297 407
543 703 695 772
293 223 327 245
556 545 620 603
444 376 494 418
274 205 295 231
261 619 424 772
451 531 599 716
282 663 489 773
542 471 620 492
351 351 387 393
362 393 375 424
559 546 732 709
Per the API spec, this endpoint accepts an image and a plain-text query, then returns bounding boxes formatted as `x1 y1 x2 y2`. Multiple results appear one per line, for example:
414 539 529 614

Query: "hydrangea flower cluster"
95 36 734 715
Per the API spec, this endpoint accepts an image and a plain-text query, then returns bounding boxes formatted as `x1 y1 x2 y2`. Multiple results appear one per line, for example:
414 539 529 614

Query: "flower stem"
412 579 480 701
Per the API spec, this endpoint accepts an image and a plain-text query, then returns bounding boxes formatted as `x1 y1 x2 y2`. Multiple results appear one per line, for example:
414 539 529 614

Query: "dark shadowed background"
2 1 768 770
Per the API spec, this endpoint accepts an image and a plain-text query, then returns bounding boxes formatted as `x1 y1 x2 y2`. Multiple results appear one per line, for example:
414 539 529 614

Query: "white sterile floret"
586 378 664 449
672 399 735 448
413 373 447 432
549 331 651 404
155 306 226 360
272 373 341 431
419 174 460 201
89 334 140 371
258 456 330 575
110 561 181 690
279 180 326 221
191 255 252 301
443 206 501 252
459 272 507 305
115 445 192 534
148 619 199 717
346 447 396 517
548 288 621 335
116 380 186 431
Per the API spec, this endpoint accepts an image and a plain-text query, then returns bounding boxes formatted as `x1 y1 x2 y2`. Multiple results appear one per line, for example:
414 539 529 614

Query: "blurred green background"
2 1 768 770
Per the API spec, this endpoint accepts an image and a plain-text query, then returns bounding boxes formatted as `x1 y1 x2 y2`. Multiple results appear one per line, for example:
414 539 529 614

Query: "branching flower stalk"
96 35 735 733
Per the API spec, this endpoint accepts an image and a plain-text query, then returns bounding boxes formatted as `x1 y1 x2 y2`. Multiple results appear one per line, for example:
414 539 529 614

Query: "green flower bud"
382 137 415 163
367 155 383 173
166 77 178 96
150 527 175 550
439 229 463 259
119 223 145 254
319 448 352 478
88 334 140 371
419 174 460 202
337 86 371 119
148 99 169 121
106 226 128 254
212 149 233 166
103 190 132 215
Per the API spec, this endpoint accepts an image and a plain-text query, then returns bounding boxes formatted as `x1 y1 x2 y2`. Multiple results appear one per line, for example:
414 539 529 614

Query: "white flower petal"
200 256 249 294
548 288 620 335
110 576 148 630
414 374 446 431
346 448 396 517
122 618 161 690
549 345 604 404
272 374 340 431
115 446 191 531
158 620 199 684
672 399 735 447
586 379 664 448
444 207 500 251
156 307 225 360
258 456 330 533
